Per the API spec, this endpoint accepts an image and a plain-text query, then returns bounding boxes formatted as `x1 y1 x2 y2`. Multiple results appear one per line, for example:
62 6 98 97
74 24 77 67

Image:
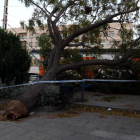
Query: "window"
109 41 114 47
29 42 33 47
30 34 33 38
35 42 39 47
109 31 114 37
20 35 27 39
101 40 105 47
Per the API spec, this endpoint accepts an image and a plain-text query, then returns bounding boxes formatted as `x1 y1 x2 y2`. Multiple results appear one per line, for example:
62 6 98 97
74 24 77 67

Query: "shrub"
0 78 30 99
0 78 13 99
99 82 140 95
0 28 31 85
37 84 62 106
0 79 62 106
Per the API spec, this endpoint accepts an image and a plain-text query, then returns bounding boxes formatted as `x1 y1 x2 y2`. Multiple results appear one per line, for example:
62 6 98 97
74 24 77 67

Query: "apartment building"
7 26 47 52
7 23 132 74
7 23 132 50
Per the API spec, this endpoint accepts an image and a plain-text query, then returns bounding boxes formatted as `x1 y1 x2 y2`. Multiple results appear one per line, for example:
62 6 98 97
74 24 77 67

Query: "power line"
8 20 20 24
8 14 21 20
9 6 26 7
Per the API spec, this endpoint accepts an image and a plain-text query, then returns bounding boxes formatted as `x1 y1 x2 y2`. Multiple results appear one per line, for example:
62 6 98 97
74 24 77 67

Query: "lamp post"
2 0 8 30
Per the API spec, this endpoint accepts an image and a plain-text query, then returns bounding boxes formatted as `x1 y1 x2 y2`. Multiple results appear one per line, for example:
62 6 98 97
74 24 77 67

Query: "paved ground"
72 91 140 111
0 110 140 140
0 92 140 140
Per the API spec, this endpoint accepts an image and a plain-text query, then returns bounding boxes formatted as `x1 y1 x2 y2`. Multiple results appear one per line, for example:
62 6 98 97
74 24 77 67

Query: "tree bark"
16 66 59 111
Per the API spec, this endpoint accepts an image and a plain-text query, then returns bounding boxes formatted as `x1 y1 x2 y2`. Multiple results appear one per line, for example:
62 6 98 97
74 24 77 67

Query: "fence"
0 79 140 111
0 79 140 103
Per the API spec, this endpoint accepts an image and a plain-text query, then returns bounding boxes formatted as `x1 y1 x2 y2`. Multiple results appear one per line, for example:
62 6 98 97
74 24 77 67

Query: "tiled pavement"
0 111 140 140
1 91 140 140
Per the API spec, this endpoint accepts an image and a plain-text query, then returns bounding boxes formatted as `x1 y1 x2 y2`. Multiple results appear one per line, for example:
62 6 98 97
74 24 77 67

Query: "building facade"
7 23 132 74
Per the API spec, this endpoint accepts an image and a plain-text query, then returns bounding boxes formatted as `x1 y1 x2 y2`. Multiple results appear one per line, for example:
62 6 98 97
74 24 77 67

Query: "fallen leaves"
124 104 134 108
99 115 107 118
48 111 80 119
68 104 140 119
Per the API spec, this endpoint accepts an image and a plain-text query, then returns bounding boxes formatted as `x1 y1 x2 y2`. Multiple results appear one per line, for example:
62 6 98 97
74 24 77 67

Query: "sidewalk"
0 92 140 140
0 110 140 140
72 91 140 111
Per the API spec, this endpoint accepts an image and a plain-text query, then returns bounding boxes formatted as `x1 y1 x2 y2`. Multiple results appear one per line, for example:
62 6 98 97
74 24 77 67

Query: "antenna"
2 0 8 30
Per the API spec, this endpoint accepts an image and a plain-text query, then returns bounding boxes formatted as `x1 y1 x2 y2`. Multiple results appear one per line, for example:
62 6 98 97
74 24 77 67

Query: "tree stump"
2 100 28 121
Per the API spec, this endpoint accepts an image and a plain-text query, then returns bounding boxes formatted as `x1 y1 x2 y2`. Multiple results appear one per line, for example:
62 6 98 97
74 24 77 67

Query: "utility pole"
2 0 8 30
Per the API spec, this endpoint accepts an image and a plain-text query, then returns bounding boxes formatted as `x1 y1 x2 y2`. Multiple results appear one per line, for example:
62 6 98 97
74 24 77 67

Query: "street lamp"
2 0 8 30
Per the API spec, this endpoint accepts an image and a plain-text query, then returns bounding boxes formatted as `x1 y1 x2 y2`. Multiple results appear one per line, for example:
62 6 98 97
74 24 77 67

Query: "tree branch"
53 7 139 64
54 2 73 23
47 18 57 44
59 37 140 72
77 68 98 87
51 21 62 41
50 0 63 18
27 0 49 18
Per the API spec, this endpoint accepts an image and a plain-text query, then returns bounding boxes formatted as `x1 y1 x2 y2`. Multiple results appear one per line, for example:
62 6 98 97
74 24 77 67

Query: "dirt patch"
48 111 80 119
74 97 89 102
95 96 121 102
68 104 140 118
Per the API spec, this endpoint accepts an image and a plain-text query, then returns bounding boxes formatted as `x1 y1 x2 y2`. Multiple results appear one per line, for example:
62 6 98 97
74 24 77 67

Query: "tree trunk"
16 67 58 111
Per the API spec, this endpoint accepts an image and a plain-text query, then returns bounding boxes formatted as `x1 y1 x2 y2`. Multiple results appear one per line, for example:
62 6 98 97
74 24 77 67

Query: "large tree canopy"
13 0 140 111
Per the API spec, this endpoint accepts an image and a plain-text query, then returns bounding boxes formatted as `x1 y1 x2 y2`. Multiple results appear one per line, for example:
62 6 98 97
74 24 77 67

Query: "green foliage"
99 65 140 80
0 28 31 85
0 78 30 99
37 84 62 106
37 33 52 59
0 77 62 106
0 78 62 106
61 49 83 64
19 0 140 83
0 78 13 99
98 64 140 95
99 82 140 95
10 85 30 100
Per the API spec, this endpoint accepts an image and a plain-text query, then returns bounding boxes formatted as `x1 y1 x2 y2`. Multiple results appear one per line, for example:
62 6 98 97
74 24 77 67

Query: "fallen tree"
3 0 140 119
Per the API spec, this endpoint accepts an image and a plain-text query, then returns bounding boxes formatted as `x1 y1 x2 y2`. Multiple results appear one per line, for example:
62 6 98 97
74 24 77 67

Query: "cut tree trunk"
3 67 59 121
17 69 57 110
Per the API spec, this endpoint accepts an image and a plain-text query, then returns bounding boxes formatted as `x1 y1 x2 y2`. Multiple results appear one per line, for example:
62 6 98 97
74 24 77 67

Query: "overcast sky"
0 0 34 29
